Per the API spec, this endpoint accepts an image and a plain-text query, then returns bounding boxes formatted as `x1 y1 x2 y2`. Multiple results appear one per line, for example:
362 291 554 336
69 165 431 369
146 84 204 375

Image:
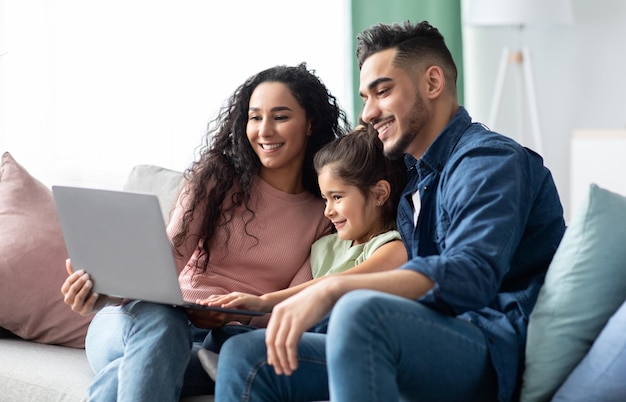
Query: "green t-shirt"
310 230 401 278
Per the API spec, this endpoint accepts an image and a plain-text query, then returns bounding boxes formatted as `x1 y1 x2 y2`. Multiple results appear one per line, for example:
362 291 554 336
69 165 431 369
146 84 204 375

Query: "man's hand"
265 279 338 375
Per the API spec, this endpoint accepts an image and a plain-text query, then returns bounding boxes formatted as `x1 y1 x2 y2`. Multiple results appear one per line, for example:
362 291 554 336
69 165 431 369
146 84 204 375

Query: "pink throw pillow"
0 152 92 348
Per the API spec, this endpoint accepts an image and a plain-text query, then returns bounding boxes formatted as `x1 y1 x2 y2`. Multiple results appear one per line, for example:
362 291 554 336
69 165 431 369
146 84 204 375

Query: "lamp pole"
465 0 573 155
487 44 543 154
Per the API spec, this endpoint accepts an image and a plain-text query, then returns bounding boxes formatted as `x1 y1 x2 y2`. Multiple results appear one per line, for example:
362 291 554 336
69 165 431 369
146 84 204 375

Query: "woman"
61 63 350 401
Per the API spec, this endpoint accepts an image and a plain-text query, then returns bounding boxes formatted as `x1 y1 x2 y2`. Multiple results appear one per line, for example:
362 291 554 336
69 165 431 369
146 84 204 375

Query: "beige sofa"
0 328 213 402
0 154 213 401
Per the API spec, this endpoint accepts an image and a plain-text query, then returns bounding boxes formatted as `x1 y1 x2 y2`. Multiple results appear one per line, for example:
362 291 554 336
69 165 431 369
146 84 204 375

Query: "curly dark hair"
313 123 406 235
172 63 350 273
356 20 457 91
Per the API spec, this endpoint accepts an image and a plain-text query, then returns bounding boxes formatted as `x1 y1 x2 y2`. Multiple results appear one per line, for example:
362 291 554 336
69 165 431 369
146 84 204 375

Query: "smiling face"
247 81 311 192
359 48 432 159
318 164 384 245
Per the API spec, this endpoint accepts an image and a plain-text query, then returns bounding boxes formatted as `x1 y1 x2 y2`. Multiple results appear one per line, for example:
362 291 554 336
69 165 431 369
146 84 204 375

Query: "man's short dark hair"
356 20 457 88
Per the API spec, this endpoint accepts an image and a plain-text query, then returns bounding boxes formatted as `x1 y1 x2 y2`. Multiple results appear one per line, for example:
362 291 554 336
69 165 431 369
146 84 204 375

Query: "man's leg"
86 301 192 402
326 290 498 402
183 324 259 396
215 329 329 402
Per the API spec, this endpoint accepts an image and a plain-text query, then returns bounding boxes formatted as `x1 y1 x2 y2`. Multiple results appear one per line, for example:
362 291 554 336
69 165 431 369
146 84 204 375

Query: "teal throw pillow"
521 184 626 401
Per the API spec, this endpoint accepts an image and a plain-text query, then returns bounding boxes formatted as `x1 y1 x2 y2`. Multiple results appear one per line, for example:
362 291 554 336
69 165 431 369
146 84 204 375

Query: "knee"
217 329 269 391
129 300 187 322
329 289 388 327
220 329 267 367
326 290 386 351
120 301 191 344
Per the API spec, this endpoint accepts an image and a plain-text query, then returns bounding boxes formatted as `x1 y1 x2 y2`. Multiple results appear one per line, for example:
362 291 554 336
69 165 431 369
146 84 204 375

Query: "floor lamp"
466 0 573 155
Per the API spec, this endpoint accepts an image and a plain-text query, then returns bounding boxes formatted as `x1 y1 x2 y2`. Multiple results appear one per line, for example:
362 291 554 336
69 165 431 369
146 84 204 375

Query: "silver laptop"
52 185 264 316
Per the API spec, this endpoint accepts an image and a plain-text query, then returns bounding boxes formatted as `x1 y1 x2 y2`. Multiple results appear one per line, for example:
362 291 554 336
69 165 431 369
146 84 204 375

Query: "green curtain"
350 0 463 124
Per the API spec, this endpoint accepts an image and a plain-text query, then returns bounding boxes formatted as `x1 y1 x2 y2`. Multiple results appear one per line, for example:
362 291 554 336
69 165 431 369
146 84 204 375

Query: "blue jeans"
552 300 626 402
215 290 497 402
86 301 195 402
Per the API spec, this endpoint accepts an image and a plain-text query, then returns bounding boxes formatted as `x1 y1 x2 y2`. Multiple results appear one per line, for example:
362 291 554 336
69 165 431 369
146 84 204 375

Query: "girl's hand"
200 292 269 312
264 280 337 376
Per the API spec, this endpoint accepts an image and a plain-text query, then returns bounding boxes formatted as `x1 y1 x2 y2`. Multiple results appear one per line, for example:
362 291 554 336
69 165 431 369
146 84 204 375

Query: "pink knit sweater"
167 176 330 326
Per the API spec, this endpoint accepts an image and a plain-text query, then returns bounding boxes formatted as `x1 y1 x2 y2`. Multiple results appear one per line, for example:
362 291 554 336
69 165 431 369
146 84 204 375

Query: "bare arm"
265 268 433 375
202 239 407 312
264 239 407 307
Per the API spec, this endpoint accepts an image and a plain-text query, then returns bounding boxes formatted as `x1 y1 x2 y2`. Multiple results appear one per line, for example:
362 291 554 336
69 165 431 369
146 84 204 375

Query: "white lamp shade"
466 0 574 27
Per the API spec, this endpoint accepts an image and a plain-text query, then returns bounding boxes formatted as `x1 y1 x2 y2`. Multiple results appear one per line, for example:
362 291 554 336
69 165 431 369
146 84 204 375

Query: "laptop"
52 185 264 316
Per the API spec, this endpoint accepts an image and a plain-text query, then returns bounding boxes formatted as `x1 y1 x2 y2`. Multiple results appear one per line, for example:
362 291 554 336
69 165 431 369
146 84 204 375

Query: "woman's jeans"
85 301 198 402
86 300 257 401
215 289 497 402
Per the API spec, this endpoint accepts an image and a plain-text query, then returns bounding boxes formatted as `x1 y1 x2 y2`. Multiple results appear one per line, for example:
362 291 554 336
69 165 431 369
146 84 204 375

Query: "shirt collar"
414 106 472 175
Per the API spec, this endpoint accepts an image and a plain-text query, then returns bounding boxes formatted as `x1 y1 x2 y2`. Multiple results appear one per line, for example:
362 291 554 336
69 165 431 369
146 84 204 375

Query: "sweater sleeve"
166 180 205 275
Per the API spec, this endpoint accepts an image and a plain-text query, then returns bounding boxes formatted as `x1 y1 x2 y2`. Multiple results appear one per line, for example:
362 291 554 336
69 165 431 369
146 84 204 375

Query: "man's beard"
383 93 427 160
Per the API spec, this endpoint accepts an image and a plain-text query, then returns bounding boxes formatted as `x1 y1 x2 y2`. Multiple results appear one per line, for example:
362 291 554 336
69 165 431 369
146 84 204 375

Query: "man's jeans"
216 289 497 401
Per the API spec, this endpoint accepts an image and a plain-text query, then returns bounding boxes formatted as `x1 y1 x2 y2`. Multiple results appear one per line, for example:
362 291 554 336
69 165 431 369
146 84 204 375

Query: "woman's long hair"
172 63 350 272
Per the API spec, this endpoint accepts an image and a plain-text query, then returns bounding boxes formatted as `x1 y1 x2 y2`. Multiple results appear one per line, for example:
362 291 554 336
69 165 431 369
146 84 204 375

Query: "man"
214 21 565 402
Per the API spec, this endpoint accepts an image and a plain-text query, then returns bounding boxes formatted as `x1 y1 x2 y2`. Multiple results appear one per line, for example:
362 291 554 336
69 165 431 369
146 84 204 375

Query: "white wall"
5 0 624 219
0 0 352 189
461 0 626 220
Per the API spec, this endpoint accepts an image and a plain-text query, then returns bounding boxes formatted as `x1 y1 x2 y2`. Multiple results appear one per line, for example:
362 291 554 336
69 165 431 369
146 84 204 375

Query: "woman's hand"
185 308 231 329
265 278 338 376
200 292 269 313
60 259 115 316
185 308 253 328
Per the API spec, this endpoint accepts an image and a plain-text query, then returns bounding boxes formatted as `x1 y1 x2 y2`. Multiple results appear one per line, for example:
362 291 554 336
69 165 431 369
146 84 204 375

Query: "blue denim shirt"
397 107 565 402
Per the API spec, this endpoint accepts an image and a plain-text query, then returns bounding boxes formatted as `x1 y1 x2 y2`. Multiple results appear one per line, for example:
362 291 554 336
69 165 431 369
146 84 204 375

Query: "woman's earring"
376 200 381 206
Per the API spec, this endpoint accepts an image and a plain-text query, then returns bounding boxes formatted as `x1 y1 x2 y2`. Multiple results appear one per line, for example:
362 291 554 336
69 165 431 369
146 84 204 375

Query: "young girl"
197 124 408 379
61 63 350 400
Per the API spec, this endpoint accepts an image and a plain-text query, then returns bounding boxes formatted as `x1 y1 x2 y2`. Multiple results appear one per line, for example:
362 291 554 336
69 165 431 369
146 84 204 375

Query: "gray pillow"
123 164 183 224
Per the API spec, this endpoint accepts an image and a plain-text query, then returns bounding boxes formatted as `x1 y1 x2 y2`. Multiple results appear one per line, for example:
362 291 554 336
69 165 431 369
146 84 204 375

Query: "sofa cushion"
123 164 184 224
0 338 92 401
0 152 92 348
521 184 626 401
0 337 214 402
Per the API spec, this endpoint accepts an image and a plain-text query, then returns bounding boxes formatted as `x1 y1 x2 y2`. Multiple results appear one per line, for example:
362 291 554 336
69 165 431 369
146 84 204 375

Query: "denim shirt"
397 107 565 402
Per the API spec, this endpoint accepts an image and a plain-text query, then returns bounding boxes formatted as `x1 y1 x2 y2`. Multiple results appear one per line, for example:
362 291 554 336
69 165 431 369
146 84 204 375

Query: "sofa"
2 149 626 401
0 152 213 401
